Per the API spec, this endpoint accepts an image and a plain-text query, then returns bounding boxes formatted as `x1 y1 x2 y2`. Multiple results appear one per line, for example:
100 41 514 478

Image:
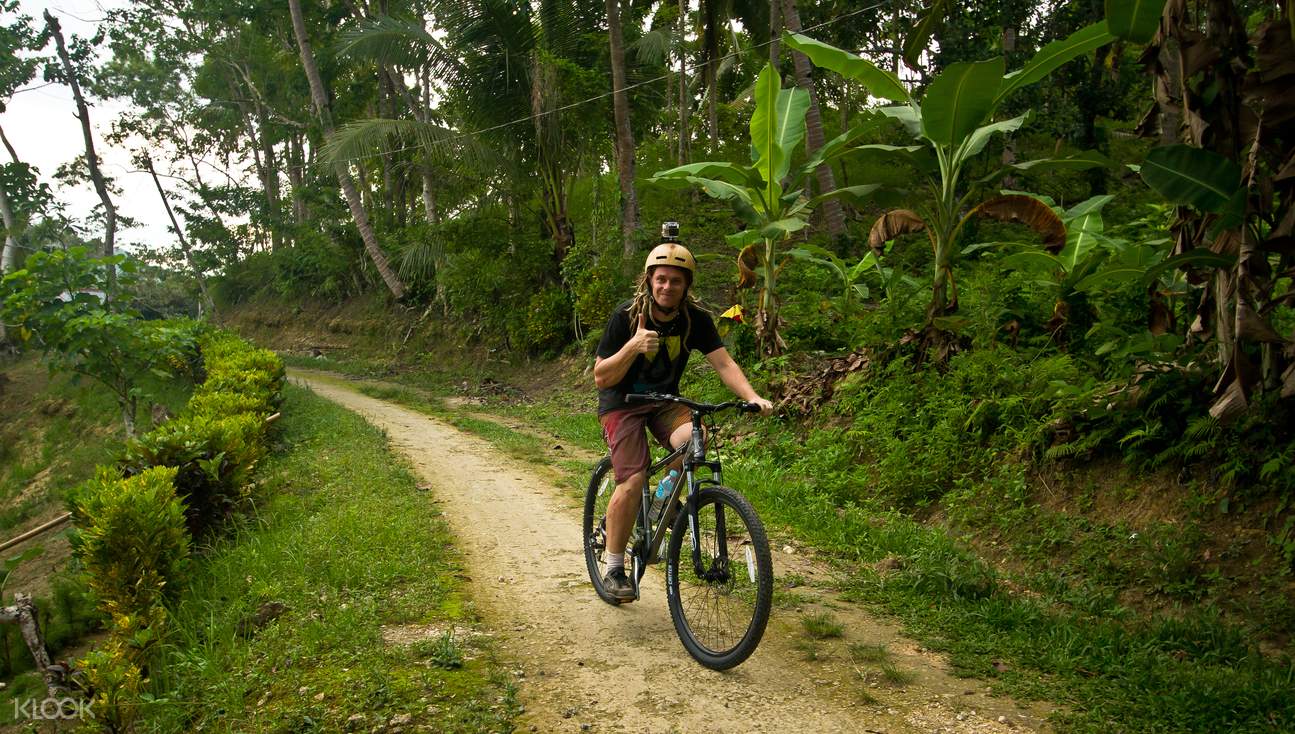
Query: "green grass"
802 612 845 639
142 384 518 732
849 642 890 664
356 385 552 466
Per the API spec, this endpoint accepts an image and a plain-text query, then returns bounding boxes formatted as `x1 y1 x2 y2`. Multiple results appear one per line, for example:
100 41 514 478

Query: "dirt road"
292 372 1052 734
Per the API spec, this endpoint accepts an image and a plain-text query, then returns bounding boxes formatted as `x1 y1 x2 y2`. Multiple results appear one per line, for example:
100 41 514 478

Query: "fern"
1184 414 1221 442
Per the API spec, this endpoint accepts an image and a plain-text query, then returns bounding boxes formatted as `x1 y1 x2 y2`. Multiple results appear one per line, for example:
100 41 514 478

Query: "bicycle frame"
635 409 725 574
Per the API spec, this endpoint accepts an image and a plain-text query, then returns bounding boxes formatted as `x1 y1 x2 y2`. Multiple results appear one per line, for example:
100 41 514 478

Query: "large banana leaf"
851 144 931 176
1060 211 1104 270
1012 150 1115 172
678 176 760 221
1106 0 1166 44
968 195 1067 249
783 33 911 103
750 64 810 199
795 123 874 180
1063 194 1114 220
761 218 810 240
1140 144 1242 213
880 105 923 138
1142 247 1237 284
962 112 1028 158
810 183 882 208
901 0 949 69
868 210 929 251
995 22 1115 106
1074 240 1167 292
653 161 759 188
921 58 1005 150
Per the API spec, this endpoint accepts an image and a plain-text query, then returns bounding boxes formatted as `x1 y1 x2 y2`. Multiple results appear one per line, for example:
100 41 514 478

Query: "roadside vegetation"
143 383 518 732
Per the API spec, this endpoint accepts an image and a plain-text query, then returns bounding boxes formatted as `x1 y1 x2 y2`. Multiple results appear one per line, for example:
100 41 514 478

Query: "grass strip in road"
145 383 518 733
356 384 555 468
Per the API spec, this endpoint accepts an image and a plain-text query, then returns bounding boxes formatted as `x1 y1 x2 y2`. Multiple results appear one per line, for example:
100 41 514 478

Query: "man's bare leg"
605 471 644 555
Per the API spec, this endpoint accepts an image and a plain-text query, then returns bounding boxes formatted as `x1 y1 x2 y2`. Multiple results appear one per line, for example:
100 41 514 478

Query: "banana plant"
789 240 920 340
784 22 1117 349
650 62 872 356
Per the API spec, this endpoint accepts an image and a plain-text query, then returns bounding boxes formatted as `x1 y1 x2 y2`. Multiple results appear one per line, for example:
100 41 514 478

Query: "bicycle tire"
583 456 642 605
665 486 773 670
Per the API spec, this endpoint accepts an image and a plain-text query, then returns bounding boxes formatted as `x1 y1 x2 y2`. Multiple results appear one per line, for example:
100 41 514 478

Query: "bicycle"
583 392 774 670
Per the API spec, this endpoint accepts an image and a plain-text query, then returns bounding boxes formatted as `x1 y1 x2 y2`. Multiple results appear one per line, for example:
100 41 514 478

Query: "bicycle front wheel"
665 486 773 670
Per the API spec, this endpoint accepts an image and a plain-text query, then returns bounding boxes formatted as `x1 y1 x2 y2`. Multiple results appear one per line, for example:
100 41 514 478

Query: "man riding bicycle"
593 222 773 602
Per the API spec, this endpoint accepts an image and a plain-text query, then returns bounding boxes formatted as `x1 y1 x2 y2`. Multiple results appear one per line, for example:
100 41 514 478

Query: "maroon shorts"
600 402 691 483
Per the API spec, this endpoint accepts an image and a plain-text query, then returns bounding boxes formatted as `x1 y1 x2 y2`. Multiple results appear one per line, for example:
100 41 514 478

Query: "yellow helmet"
644 243 696 281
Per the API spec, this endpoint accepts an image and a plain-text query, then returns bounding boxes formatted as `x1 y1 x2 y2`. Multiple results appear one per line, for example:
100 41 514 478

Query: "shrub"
182 390 263 418
516 286 572 355
68 466 189 613
78 603 168 733
120 413 265 536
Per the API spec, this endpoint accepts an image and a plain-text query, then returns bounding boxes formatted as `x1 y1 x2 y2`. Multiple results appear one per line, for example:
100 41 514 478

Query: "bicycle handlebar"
625 392 761 415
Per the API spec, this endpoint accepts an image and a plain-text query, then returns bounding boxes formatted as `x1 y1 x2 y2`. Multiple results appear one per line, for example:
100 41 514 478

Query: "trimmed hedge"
67 327 284 723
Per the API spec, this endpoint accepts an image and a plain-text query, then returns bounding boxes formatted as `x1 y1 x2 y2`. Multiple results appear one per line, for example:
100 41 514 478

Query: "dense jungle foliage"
2 1 1295 729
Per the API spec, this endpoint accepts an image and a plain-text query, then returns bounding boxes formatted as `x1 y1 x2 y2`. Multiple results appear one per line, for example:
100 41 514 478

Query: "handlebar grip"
626 393 652 403
739 401 761 414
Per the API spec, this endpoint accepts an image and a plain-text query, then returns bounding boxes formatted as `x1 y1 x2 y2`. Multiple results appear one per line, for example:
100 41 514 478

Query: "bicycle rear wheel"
665 486 773 670
583 457 636 605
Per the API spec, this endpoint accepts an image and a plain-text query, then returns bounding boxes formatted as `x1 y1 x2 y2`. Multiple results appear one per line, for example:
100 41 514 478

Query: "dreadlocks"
627 270 707 348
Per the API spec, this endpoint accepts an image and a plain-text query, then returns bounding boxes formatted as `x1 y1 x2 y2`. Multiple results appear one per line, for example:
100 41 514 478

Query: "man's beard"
652 291 682 315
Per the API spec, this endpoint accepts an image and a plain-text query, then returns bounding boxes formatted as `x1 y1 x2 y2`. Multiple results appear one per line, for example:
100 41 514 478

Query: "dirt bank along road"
293 372 1052 734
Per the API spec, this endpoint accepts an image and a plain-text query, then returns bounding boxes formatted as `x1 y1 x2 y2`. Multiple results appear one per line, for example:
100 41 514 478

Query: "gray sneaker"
601 567 635 602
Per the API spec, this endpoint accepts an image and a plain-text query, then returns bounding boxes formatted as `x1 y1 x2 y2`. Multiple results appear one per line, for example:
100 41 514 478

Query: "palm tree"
288 0 406 299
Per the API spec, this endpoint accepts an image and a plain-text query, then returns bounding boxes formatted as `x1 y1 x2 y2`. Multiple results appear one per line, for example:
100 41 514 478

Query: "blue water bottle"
650 469 680 521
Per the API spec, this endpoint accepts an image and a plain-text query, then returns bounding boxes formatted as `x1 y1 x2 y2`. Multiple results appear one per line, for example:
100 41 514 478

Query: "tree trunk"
259 115 282 251
677 0 689 163
45 11 117 290
0 179 17 275
780 0 845 239
144 156 213 316
606 0 640 257
421 166 438 224
705 60 719 148
529 53 574 267
288 0 405 299
0 595 59 697
287 133 309 225
703 0 720 148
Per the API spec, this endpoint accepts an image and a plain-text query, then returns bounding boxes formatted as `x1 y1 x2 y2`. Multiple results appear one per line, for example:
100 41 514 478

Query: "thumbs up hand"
631 311 659 357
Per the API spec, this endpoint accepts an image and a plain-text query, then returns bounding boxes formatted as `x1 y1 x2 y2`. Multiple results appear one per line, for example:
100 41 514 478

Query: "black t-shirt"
595 299 724 414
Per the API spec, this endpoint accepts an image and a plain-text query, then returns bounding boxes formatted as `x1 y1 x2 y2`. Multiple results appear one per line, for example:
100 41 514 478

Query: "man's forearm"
715 360 758 401
593 344 636 389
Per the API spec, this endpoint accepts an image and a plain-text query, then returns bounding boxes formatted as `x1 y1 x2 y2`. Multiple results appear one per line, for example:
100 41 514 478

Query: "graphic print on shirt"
632 337 682 393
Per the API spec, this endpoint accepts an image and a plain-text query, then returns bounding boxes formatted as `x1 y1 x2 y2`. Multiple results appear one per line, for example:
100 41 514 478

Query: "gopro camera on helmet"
661 221 680 242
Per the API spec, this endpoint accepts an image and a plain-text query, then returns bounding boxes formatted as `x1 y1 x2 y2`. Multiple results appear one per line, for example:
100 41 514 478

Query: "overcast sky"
5 0 183 253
